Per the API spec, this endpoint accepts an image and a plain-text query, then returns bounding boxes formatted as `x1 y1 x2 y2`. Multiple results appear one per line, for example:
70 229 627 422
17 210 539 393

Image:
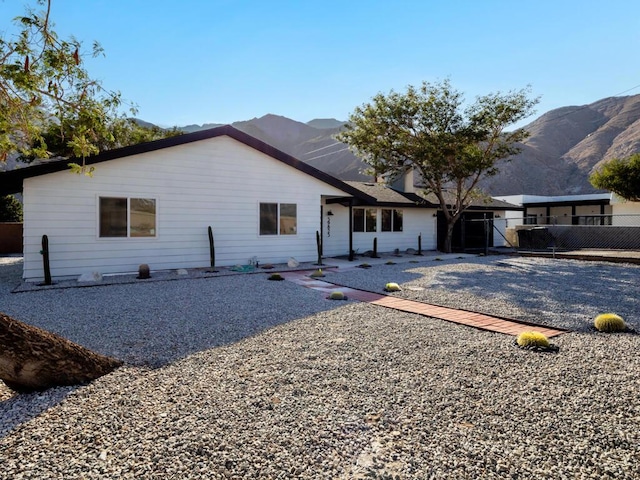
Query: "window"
260 203 297 235
381 209 403 232
524 214 537 225
353 209 364 232
279 203 297 235
353 208 377 232
99 197 156 238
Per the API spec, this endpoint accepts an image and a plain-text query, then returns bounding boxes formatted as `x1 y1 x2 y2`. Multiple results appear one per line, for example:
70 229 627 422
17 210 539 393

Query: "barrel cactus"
310 269 325 278
384 282 401 292
594 313 626 333
328 291 346 300
268 273 284 281
516 331 550 348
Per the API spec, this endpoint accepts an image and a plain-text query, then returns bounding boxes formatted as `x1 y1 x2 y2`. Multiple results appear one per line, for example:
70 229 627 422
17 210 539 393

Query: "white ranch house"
1 126 518 281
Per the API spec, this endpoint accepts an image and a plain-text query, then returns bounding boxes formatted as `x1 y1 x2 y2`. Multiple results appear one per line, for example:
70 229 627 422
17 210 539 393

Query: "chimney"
390 167 415 193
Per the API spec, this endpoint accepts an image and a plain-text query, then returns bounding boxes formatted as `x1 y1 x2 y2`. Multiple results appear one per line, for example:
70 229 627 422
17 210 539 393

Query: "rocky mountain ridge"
5 95 640 196
178 95 640 195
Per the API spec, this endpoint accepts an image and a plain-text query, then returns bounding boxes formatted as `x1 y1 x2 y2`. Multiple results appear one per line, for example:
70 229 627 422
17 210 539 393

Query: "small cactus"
268 273 284 281
516 331 550 348
433 257 442 261
385 261 396 265
384 282 401 292
310 269 325 278
137 263 151 279
594 313 626 333
357 263 371 269
328 291 346 300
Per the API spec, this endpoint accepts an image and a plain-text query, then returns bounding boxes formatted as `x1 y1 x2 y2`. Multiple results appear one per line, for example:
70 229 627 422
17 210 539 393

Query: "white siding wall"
504 210 525 227
321 205 437 257
22 136 348 280
612 201 640 225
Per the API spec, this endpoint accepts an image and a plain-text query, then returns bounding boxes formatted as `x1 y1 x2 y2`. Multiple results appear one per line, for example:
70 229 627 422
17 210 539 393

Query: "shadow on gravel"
2 274 350 368
430 258 640 331
0 261 352 437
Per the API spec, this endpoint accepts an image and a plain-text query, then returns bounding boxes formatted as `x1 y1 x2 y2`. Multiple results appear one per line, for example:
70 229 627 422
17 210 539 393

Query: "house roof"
342 181 439 207
419 190 524 211
0 125 377 203
493 193 612 208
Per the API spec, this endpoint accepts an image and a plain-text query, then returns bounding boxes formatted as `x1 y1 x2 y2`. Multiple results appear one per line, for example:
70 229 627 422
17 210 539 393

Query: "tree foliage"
0 0 180 169
336 79 538 252
590 153 640 202
0 195 23 222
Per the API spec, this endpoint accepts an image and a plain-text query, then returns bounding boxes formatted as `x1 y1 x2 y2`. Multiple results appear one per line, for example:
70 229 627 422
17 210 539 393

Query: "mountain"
306 118 345 129
182 95 640 195
480 95 640 195
6 96 640 196
180 114 370 181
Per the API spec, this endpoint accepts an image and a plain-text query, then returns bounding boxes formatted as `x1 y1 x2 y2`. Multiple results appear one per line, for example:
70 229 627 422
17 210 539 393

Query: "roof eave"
0 125 375 202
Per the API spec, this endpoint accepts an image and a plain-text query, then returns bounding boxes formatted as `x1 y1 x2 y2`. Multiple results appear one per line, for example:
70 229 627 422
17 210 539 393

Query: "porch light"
327 210 334 216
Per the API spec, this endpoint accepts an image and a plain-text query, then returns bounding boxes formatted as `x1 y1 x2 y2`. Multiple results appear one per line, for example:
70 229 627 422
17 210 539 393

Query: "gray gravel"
1 255 639 479
325 256 640 332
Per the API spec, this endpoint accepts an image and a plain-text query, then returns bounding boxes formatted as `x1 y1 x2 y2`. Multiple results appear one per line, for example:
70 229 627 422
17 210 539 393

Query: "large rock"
0 312 122 392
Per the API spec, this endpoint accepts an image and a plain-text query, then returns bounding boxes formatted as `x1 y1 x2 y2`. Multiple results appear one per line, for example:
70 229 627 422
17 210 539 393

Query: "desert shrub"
268 273 284 281
385 261 396 265
384 282 401 292
516 331 550 348
594 313 626 333
357 263 371 268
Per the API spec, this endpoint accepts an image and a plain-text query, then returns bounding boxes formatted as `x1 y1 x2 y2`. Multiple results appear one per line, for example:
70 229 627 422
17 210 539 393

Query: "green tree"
337 79 538 252
0 195 23 222
590 153 640 201
0 0 180 171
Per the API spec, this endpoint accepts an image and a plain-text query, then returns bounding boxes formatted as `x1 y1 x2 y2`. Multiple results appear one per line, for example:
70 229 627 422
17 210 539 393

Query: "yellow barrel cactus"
328 291 345 300
594 313 626 333
384 282 401 292
516 331 550 348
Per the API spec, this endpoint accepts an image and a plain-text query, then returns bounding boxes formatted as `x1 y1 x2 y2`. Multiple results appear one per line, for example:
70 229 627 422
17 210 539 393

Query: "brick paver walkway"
282 271 568 338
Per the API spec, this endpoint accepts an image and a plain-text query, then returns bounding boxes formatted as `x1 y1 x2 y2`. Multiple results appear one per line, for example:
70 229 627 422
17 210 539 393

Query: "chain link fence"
488 215 640 251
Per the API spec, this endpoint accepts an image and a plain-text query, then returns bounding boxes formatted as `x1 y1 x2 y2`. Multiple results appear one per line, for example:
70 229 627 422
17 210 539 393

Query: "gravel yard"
0 255 639 479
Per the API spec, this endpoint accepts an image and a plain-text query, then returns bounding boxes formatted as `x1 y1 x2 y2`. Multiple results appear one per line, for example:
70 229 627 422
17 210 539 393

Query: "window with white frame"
353 208 377 232
381 209 403 232
99 197 156 238
260 203 297 235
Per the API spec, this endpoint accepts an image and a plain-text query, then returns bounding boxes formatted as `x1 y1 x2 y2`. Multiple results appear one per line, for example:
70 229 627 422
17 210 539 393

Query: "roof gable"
0 125 375 202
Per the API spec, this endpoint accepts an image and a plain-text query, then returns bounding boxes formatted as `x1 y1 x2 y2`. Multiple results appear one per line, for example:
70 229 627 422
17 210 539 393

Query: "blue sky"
2 0 639 128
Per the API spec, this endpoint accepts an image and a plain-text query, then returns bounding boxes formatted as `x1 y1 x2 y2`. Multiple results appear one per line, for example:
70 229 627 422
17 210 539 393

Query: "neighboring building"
494 194 613 225
493 193 640 250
